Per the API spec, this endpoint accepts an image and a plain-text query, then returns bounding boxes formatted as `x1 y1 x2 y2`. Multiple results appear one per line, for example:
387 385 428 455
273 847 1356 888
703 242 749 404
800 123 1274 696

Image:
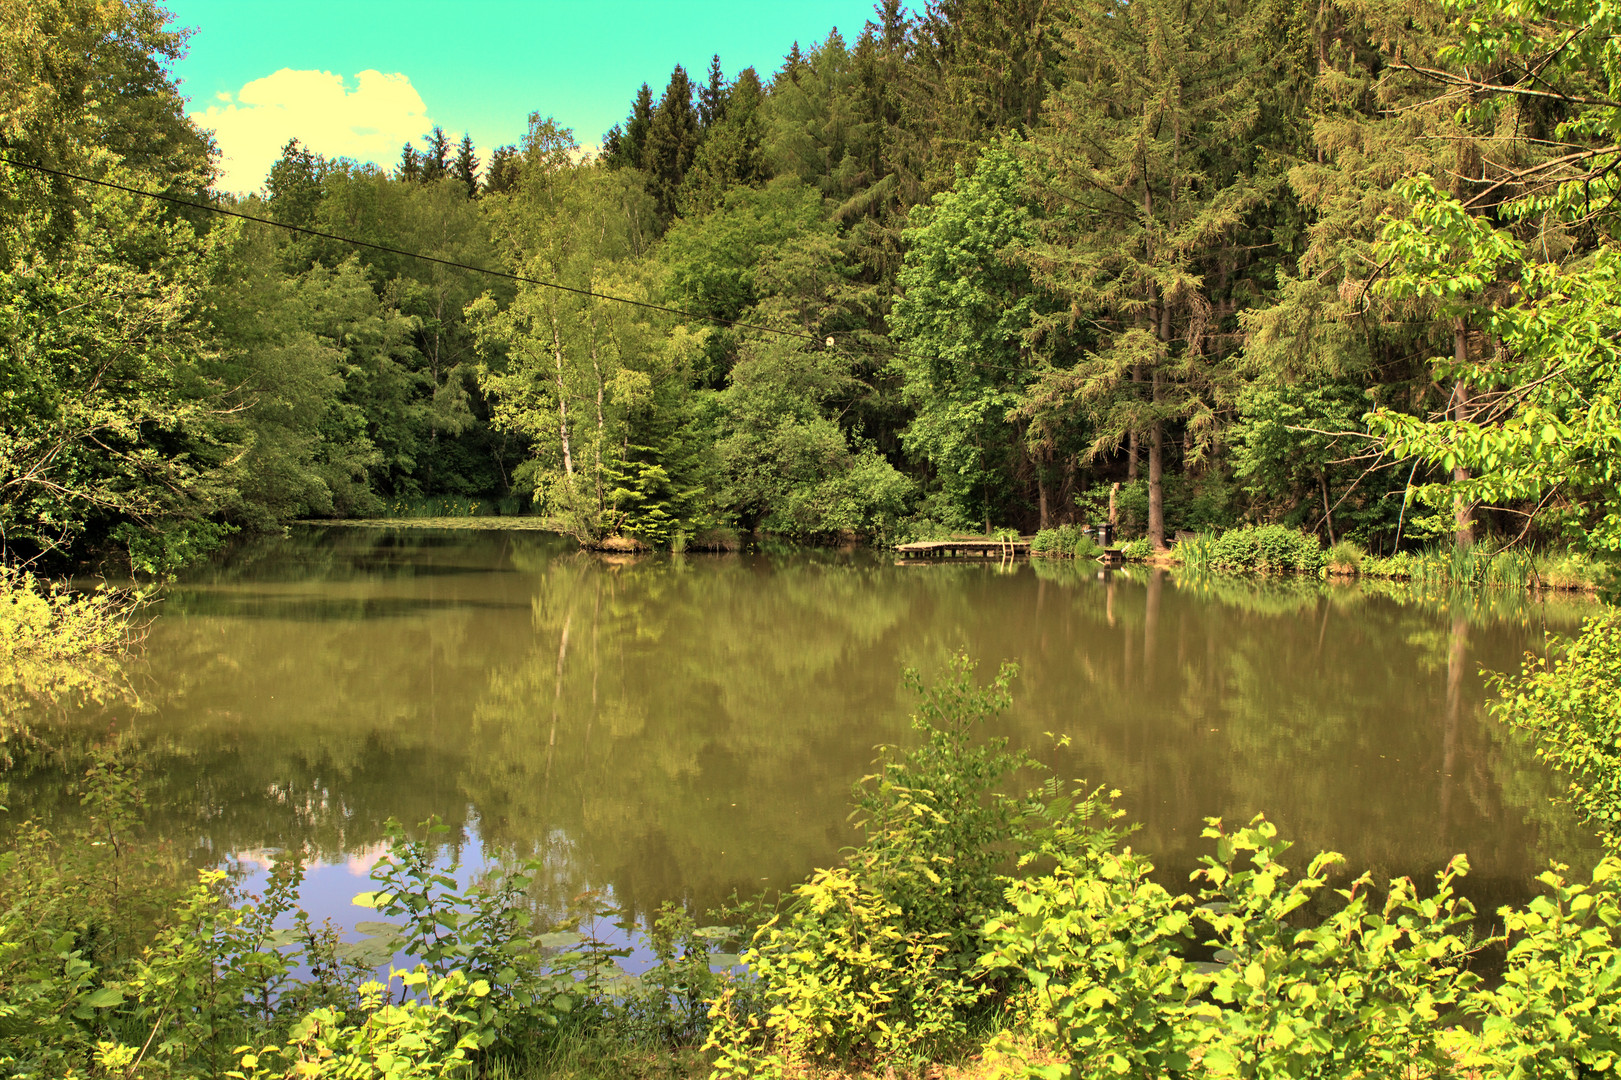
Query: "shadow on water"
5 528 1603 941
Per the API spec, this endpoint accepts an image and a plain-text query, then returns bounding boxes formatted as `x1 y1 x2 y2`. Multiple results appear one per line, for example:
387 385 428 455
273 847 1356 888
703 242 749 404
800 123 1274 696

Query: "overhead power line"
0 155 829 345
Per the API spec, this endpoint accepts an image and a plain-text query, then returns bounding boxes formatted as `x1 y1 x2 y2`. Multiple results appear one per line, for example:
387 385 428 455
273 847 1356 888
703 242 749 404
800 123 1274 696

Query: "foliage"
893 138 1059 529
228 972 482 1080
1232 384 1399 547
1492 616 1621 849
1176 532 1219 574
1206 526 1326 575
1457 859 1621 1079
987 816 1483 1080
0 153 235 565
352 818 583 1052
1183 820 1479 1080
0 564 137 714
706 866 981 1078
1374 176 1621 567
1030 526 1103 559
1113 475 1242 538
1326 539 1365 574
705 655 1128 1075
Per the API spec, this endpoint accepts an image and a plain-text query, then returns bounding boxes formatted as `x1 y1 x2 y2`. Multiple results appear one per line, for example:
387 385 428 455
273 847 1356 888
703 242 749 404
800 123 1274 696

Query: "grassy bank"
1028 522 1605 592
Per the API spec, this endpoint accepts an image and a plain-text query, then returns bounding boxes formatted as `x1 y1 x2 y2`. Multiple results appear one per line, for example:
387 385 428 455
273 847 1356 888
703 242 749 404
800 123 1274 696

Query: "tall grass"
384 495 491 519
1176 531 1217 573
1405 542 1536 589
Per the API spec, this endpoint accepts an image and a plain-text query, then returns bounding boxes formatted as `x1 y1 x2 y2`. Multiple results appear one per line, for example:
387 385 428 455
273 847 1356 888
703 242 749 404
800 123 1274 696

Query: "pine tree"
397 142 421 183
484 144 520 195
878 0 906 51
421 126 451 182
603 83 655 170
1019 0 1300 548
781 41 804 86
699 54 726 129
679 66 769 215
453 133 480 197
643 65 700 220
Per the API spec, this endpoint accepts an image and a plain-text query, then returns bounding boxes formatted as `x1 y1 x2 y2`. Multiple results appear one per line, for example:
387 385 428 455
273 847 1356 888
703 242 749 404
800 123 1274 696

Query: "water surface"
8 527 1600 935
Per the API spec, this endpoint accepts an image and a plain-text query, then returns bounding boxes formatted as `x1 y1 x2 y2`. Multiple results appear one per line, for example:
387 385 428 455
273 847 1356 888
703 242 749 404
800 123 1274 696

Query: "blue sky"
164 0 879 192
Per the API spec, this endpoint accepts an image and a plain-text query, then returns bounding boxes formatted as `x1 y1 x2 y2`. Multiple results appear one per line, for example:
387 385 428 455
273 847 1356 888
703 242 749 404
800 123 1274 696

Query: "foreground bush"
706 655 1125 1076
987 819 1481 1079
1494 615 1621 849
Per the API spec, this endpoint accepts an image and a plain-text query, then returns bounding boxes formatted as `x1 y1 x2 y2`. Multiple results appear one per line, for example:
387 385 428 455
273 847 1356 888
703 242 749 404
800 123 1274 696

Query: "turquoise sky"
164 0 880 190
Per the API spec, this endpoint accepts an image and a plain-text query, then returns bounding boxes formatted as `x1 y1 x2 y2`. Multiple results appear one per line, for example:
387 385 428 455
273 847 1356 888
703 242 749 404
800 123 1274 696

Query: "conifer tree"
484 144 521 195
602 83 655 170
781 41 804 85
643 65 700 220
1019 0 1299 548
421 126 451 182
397 142 421 183
453 132 480 197
679 66 769 215
699 54 726 129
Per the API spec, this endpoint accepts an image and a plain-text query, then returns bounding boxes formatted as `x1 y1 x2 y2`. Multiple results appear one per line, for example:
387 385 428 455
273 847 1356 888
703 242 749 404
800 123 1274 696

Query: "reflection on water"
5 528 1602 933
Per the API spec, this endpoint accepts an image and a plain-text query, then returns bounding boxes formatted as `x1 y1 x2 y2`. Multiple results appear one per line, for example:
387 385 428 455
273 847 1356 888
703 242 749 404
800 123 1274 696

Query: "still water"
9 526 1603 938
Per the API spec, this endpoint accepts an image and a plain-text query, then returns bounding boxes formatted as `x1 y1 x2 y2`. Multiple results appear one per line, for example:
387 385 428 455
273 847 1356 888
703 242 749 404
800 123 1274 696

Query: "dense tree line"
3 0 1618 570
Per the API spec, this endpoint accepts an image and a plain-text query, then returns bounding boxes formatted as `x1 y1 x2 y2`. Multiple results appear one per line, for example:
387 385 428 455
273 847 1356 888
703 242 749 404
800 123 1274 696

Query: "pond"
5 526 1602 948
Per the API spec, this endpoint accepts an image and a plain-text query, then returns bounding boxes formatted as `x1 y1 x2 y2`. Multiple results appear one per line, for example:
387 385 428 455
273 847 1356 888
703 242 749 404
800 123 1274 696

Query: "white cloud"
191 69 432 194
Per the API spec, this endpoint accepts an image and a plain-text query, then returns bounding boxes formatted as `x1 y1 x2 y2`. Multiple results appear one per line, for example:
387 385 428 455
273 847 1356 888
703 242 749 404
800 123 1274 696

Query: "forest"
7 0 1619 575
11 3 1621 1077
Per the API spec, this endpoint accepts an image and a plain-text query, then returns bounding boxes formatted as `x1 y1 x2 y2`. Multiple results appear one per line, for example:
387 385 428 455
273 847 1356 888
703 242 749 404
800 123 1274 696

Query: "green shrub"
985 816 1482 1080
1031 526 1105 559
982 845 1196 1077
706 867 981 1078
1031 525 1077 556
1537 550 1601 590
1492 615 1621 849
1182 819 1478 1080
229 971 484 1079
1 564 139 714
1458 860 1621 1078
1327 538 1365 573
704 656 1125 1076
1122 538 1152 561
1208 524 1325 574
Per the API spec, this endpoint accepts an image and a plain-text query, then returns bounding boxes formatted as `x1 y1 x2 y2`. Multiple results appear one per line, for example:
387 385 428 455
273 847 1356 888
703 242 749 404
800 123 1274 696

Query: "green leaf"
83 987 124 1009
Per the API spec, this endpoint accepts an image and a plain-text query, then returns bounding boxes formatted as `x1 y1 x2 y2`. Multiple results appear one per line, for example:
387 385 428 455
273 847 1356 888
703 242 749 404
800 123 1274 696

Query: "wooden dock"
896 538 1032 558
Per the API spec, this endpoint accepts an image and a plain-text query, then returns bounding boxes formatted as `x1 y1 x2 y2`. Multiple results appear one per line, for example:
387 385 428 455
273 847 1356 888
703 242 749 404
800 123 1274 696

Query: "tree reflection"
8 530 1602 928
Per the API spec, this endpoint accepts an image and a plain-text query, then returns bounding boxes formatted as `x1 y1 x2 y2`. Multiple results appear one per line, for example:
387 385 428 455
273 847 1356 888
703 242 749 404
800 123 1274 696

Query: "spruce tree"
781 41 804 85
643 65 700 220
602 83 655 170
699 54 726 129
453 133 480 197
1019 0 1298 548
421 126 451 182
397 142 421 183
679 66 769 215
484 144 520 195
265 138 325 228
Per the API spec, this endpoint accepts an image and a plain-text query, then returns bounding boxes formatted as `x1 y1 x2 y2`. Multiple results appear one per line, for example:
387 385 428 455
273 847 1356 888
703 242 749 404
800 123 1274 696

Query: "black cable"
0 155 826 344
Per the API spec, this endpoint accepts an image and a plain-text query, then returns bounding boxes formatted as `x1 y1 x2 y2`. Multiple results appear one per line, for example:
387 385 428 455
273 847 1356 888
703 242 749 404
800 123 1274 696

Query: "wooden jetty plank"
895 538 1032 558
